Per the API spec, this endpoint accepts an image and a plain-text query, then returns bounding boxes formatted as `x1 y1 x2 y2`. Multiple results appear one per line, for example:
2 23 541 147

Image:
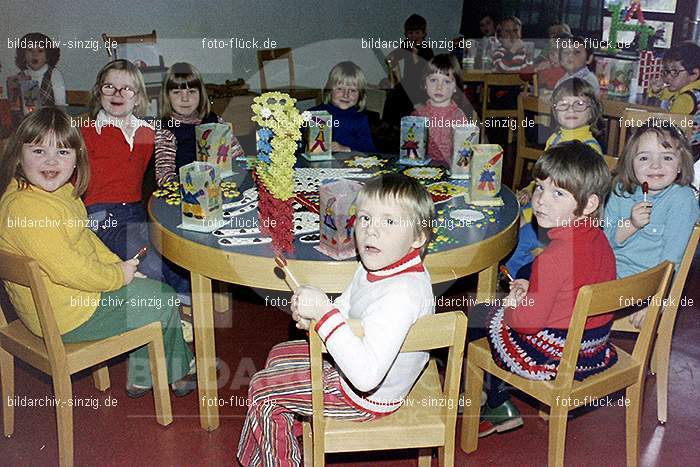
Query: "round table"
148 157 519 430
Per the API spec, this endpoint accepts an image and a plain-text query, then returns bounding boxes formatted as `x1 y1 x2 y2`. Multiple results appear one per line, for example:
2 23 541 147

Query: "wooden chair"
0 251 172 467
512 93 551 189
303 311 467 467
616 109 694 155
65 90 90 107
604 155 619 171
257 48 295 91
462 262 674 467
612 224 700 423
101 30 157 58
480 73 527 144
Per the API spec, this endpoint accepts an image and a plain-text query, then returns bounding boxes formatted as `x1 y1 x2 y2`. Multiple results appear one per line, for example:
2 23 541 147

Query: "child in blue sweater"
604 122 699 326
310 61 376 153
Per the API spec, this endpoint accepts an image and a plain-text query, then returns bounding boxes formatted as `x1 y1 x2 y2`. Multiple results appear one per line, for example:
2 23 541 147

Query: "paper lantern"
470 144 503 200
196 123 236 177
399 116 429 165
317 179 362 260
178 161 224 232
450 124 479 178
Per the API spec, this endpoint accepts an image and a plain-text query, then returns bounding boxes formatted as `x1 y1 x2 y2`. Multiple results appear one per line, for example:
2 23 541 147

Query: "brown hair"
355 173 434 257
613 122 694 196
160 62 211 120
0 107 89 198
88 60 149 118
533 141 610 219
14 32 61 69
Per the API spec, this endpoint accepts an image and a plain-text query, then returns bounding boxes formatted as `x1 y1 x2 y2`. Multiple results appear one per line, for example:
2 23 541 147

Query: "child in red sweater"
80 60 190 304
471 141 617 437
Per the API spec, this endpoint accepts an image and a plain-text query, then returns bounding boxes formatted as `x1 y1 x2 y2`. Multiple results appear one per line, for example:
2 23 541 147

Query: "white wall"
1 0 463 94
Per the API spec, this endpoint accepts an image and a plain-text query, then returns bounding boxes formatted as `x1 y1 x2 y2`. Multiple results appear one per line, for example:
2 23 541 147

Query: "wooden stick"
274 255 301 291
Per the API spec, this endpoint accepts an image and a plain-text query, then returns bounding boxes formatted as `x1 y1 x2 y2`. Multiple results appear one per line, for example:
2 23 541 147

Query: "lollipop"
132 246 148 260
274 255 300 291
499 265 514 282
642 181 649 202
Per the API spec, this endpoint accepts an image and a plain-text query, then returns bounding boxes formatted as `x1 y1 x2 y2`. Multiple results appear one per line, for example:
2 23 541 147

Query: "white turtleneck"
24 64 66 106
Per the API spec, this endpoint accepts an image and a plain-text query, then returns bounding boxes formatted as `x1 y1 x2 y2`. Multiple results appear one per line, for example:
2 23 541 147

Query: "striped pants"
237 340 377 467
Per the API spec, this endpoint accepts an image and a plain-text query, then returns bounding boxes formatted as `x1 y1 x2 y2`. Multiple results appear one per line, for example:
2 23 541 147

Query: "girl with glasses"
507 78 604 280
80 59 192 308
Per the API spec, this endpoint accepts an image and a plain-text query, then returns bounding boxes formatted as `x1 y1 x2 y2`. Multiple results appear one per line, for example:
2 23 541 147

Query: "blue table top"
149 154 519 262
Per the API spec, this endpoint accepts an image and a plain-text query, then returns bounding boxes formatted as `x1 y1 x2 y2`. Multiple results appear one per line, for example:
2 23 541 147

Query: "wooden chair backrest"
554 262 674 391
663 224 700 319
101 30 157 58
617 109 694 155
257 48 295 91
482 73 527 113
309 311 467 436
66 90 90 106
0 250 66 369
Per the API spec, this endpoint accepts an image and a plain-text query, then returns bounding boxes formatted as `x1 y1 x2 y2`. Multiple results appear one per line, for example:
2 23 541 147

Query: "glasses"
661 68 687 78
552 99 590 112
100 84 137 99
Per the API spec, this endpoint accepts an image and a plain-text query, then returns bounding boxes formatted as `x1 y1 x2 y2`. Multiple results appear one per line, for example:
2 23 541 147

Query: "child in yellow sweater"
649 42 700 159
0 107 195 398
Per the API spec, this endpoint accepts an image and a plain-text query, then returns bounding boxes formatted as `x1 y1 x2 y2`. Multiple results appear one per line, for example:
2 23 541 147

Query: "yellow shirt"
648 80 700 115
0 181 124 336
521 126 602 222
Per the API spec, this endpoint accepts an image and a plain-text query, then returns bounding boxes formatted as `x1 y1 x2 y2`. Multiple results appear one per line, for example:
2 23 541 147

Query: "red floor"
1 263 699 467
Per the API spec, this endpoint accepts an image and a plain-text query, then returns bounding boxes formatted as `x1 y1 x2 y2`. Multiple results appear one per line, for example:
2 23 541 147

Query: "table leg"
475 263 498 304
191 271 220 431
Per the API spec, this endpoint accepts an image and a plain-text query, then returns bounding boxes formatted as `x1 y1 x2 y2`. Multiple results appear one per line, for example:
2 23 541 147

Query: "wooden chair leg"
654 335 672 423
547 405 569 467
512 157 524 191
649 340 658 375
53 374 74 467
92 365 110 391
460 360 483 453
0 348 14 437
147 335 173 426
625 382 643 467
302 421 313 467
440 430 455 466
418 447 432 467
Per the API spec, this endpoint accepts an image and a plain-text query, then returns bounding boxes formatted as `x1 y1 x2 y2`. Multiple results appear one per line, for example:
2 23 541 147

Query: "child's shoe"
478 400 523 437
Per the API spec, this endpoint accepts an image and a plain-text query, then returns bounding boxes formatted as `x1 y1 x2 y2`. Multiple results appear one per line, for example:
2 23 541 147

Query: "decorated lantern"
196 123 236 177
450 124 479 178
470 144 503 201
303 110 333 161
399 116 429 165
178 161 224 232
317 179 362 260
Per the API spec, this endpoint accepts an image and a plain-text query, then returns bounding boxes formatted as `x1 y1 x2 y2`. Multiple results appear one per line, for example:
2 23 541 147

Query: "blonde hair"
88 60 149 118
355 173 434 257
0 107 89 198
613 123 694 196
160 62 211 120
322 61 367 111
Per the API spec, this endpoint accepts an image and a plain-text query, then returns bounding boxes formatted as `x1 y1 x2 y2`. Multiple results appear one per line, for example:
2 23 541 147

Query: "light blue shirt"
604 183 699 278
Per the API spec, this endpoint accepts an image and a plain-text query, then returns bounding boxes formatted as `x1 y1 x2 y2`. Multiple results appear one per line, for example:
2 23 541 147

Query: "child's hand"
504 279 529 307
292 286 333 327
649 76 665 94
630 201 652 230
517 189 531 205
628 306 649 329
119 259 139 285
331 141 351 153
134 271 147 279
